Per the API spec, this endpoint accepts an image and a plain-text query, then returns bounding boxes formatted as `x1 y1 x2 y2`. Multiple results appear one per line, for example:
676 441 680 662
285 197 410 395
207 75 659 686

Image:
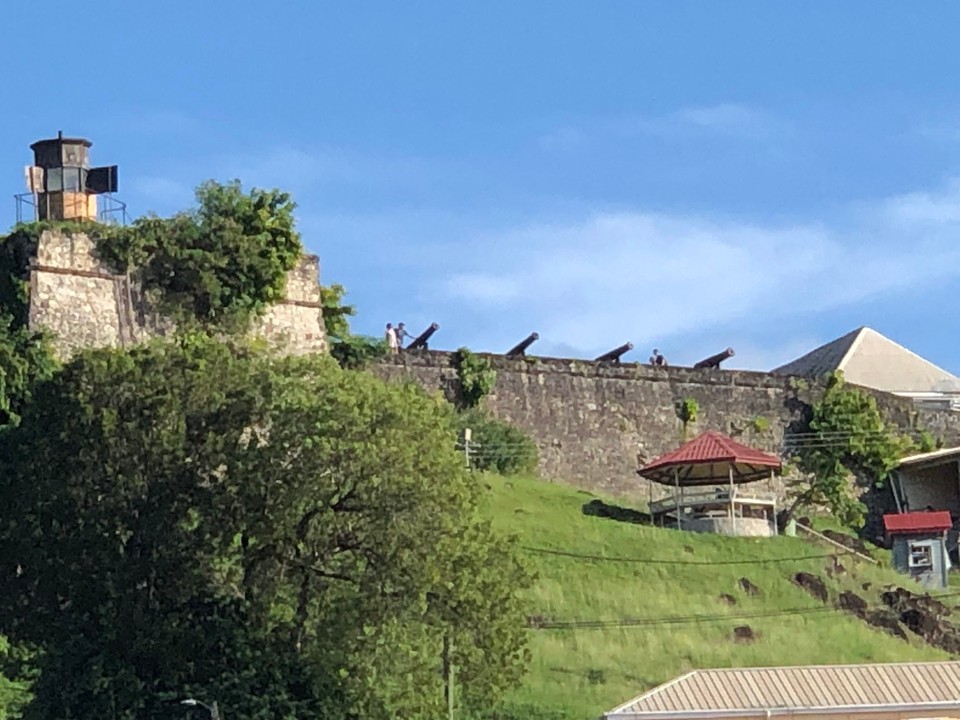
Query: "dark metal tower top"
30 131 93 166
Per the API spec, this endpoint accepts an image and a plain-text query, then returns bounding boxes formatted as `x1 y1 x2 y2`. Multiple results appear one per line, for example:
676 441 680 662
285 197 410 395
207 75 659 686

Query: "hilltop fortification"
16 229 960 505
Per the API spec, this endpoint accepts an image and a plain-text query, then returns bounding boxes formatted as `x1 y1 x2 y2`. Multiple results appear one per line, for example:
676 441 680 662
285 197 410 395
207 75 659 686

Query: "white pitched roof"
606 661 960 718
772 327 960 395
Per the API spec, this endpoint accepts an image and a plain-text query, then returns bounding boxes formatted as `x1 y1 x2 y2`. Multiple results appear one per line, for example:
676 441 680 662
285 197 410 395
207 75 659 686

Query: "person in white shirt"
385 323 399 354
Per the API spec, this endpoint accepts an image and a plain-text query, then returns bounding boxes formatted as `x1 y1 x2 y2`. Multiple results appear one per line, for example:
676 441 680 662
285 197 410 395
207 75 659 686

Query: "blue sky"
4 2 960 371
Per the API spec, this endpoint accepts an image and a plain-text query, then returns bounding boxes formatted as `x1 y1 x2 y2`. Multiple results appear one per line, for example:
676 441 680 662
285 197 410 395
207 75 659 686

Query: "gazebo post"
771 468 778 536
649 474 653 516
674 467 681 530
729 465 736 536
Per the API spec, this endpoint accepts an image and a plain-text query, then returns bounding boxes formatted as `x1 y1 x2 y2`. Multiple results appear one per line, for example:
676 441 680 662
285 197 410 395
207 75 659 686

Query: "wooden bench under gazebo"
638 431 782 537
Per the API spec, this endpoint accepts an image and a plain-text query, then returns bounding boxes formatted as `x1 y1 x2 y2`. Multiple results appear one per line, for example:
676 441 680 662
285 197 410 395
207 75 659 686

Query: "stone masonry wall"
27 230 327 358
372 351 960 500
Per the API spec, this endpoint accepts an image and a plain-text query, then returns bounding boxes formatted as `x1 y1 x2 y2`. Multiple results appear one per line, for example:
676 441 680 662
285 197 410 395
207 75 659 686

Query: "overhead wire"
529 590 960 630
522 546 866 566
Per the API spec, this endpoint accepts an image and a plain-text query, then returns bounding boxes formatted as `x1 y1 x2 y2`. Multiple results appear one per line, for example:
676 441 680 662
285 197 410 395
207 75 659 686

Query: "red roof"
883 511 953 534
638 431 782 486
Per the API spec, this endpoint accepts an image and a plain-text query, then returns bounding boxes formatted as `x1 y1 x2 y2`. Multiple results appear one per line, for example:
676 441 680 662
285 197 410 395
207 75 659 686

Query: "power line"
523 546 866 566
528 591 960 631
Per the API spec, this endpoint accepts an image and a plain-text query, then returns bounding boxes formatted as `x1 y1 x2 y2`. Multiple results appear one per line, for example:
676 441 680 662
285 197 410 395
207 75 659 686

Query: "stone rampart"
26 230 326 357
372 351 960 499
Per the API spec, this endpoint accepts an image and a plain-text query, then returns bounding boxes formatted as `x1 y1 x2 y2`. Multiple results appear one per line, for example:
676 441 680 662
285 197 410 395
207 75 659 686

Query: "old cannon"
693 347 735 369
594 342 633 364
406 322 439 351
506 332 539 357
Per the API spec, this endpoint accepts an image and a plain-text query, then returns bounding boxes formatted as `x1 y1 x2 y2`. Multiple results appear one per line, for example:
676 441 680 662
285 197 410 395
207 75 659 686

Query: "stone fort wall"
25 229 327 358
22 229 960 504
371 351 960 499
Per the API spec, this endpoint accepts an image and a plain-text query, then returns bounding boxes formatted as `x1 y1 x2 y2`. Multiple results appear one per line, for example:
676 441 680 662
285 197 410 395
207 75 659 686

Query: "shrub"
329 334 388 369
457 409 538 475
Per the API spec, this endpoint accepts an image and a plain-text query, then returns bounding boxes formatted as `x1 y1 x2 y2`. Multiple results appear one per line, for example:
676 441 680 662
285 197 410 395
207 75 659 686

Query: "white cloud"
433 180 960 360
883 178 960 224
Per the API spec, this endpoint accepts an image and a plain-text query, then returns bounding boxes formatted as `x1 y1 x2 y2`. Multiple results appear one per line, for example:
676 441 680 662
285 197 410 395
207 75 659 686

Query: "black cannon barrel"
506 332 539 357
693 347 735 369
406 322 439 351
594 342 634 364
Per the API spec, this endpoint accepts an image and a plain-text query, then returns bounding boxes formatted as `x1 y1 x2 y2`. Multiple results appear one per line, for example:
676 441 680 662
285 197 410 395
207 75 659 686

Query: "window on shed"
909 543 933 568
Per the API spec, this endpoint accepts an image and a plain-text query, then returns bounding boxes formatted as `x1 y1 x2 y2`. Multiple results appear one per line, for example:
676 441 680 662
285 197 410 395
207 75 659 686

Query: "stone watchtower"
25 131 118 222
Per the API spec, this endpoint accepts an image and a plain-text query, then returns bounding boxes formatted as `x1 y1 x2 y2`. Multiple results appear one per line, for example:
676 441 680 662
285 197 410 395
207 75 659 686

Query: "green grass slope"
482 474 949 719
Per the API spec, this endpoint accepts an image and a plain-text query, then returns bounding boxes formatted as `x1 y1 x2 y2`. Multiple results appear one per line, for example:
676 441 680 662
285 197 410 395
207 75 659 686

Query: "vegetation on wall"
95 180 302 329
0 335 532 720
674 397 700 440
786 371 916 527
454 347 497 409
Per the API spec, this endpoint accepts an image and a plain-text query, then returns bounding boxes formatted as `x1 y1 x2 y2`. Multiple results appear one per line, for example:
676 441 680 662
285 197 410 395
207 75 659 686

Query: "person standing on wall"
395 322 412 349
386 323 399 354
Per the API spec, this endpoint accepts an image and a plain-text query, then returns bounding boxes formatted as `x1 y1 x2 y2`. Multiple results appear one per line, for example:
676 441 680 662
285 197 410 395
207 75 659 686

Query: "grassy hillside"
482 474 949 719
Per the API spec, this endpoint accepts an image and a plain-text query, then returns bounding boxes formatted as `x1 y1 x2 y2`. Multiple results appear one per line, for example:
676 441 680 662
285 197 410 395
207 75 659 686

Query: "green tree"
0 335 530 720
319 282 356 340
0 315 58 430
96 180 302 329
0 637 34 720
787 372 915 526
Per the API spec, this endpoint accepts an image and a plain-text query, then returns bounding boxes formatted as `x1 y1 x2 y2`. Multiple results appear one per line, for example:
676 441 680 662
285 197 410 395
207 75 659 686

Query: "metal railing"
649 487 778 514
14 192 128 226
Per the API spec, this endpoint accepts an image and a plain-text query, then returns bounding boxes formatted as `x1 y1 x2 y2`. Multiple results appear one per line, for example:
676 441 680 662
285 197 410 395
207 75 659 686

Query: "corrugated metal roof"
638 431 781 486
772 327 960 394
607 662 960 717
883 511 952 533
898 446 960 468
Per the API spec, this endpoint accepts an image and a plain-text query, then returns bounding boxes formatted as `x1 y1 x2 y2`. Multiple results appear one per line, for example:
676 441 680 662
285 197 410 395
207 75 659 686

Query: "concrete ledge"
683 516 776 537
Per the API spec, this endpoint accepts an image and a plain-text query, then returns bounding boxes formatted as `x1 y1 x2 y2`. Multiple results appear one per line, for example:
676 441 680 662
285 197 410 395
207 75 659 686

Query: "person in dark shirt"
395 322 413 349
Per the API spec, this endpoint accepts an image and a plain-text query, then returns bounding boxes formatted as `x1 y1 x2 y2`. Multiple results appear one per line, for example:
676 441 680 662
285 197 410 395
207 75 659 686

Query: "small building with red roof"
882 511 952 589
638 431 782 538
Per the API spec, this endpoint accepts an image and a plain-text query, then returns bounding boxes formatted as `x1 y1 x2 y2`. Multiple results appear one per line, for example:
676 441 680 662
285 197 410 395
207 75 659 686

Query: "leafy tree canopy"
96 180 302 329
319 282 356 341
0 335 531 720
788 372 916 526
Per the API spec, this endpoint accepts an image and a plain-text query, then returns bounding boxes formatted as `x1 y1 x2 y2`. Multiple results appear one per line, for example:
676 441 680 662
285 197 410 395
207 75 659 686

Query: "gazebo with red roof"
638 431 783 537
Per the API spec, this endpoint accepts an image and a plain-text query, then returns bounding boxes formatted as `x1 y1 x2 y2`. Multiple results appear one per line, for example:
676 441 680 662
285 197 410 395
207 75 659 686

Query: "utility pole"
442 634 456 720
460 428 480 470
